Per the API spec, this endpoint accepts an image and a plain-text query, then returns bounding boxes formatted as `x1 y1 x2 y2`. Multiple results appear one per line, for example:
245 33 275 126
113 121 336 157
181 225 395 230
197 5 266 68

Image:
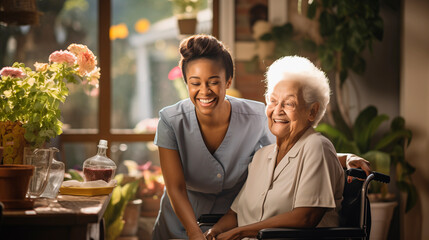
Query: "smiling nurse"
152 34 370 240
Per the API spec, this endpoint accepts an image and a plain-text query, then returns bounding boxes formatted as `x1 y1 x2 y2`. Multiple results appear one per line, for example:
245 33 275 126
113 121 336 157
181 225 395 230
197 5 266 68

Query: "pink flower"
67 43 89 56
88 67 100 86
49 50 76 65
168 66 182 80
0 67 26 79
77 50 97 75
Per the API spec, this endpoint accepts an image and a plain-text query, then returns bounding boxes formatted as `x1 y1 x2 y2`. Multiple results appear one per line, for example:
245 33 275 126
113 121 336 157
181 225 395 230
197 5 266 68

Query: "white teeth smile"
199 98 215 104
274 119 289 123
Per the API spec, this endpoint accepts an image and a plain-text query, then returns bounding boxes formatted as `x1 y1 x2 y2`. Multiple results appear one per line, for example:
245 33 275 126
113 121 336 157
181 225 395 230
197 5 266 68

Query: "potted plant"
0 44 100 164
316 105 415 239
170 0 202 35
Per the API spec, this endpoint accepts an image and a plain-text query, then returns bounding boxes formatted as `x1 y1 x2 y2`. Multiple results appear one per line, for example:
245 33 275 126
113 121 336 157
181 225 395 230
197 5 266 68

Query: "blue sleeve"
154 111 178 150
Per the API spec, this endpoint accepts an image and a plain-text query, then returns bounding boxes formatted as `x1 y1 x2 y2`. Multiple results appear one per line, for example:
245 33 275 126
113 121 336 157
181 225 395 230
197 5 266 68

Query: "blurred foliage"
316 106 417 212
261 0 384 86
104 174 139 240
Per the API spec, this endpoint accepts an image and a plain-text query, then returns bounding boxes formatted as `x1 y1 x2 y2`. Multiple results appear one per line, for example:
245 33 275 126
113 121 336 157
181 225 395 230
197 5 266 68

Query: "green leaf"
68 169 84 181
104 185 122 227
391 116 405 131
353 106 378 146
316 123 359 153
316 123 348 141
362 150 391 175
106 217 124 240
374 129 413 150
360 114 389 153
104 174 139 240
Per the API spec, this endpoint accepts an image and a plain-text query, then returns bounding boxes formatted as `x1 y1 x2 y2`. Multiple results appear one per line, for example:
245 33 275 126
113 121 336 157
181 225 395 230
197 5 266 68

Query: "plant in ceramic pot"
0 164 35 201
0 44 100 164
170 0 202 35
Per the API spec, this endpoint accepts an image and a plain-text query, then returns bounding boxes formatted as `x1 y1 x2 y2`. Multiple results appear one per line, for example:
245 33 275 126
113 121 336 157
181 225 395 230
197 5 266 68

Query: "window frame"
59 0 220 156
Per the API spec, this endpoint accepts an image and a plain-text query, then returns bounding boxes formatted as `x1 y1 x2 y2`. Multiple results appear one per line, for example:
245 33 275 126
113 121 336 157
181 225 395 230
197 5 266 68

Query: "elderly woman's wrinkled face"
266 80 315 140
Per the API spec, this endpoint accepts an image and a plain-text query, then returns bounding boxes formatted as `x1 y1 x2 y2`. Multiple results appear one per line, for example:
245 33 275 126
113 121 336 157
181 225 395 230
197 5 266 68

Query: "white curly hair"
264 56 331 127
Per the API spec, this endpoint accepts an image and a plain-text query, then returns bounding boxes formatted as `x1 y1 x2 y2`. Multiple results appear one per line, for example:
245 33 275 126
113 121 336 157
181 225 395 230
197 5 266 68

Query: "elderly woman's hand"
345 154 371 183
204 228 221 240
215 227 258 240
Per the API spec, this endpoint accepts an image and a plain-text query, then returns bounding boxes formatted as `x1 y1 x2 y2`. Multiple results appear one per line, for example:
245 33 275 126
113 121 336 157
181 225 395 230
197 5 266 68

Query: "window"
1 0 215 170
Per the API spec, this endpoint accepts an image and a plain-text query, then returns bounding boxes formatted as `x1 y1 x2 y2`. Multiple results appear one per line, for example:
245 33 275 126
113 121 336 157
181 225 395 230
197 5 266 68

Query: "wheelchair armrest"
346 168 390 183
197 214 223 226
257 227 366 239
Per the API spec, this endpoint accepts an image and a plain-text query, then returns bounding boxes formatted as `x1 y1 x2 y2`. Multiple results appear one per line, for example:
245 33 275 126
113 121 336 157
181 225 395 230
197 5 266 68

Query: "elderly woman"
205 56 344 239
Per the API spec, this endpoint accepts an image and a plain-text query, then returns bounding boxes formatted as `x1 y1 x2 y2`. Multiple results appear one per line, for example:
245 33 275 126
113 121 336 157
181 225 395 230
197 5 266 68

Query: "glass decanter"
83 140 116 182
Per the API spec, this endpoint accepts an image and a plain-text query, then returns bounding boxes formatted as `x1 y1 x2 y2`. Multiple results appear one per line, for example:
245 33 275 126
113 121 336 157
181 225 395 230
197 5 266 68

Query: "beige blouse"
231 128 344 228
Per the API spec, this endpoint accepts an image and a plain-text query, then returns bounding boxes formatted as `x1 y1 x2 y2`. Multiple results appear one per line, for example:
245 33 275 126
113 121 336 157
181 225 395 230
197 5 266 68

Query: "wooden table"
0 194 111 240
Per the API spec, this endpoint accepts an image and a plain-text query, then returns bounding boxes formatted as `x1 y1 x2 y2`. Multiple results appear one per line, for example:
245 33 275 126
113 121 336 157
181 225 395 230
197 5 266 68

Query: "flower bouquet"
0 44 100 164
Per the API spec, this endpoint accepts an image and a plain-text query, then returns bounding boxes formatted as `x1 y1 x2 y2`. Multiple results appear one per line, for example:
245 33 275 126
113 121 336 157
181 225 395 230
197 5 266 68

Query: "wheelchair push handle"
346 168 390 184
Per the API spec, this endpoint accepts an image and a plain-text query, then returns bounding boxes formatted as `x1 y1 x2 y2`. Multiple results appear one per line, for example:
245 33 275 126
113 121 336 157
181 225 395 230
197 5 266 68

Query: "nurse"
152 34 369 240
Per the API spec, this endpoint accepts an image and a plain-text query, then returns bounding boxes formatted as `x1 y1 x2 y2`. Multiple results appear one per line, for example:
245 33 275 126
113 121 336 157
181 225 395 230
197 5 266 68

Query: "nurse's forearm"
167 187 204 238
159 147 204 238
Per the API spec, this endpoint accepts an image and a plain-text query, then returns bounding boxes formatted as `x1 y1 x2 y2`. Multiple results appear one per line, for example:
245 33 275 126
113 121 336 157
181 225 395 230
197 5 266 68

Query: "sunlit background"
0 0 212 170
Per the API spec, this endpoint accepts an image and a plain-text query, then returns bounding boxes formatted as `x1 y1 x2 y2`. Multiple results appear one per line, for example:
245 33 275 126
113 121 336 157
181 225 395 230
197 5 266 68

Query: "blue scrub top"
152 96 274 239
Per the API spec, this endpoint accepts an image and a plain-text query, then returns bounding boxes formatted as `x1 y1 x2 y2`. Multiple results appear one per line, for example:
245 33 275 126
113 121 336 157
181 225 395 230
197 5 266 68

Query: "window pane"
0 0 99 130
62 142 97 170
111 0 212 131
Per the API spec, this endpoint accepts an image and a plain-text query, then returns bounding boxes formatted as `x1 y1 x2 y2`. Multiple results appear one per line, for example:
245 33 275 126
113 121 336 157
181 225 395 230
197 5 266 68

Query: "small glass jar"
83 140 116 182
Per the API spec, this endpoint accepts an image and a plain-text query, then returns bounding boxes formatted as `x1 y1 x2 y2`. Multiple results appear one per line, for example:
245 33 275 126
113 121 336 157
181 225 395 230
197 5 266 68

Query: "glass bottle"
83 140 116 182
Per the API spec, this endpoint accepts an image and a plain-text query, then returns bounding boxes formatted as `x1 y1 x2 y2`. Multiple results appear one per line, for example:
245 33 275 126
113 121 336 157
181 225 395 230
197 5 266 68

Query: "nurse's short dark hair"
179 34 234 83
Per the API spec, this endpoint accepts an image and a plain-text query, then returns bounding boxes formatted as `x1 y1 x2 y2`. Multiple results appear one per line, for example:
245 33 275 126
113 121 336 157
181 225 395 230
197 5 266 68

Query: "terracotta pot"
0 164 34 201
177 18 197 35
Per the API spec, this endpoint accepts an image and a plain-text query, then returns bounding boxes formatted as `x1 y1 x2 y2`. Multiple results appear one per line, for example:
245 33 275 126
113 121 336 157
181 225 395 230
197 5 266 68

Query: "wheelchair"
198 168 390 239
